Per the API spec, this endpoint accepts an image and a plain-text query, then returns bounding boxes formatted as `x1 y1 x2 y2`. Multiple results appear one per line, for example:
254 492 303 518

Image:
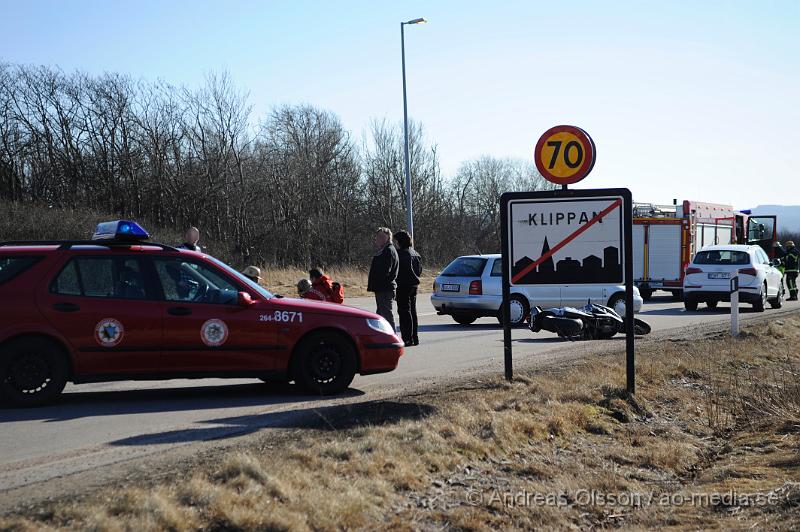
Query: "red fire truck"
633 200 778 300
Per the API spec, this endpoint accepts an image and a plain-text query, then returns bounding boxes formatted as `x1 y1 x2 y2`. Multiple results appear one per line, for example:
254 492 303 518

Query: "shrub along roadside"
2 317 799 530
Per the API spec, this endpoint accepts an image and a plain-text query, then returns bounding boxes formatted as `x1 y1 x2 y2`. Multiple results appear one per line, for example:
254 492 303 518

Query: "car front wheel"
0 337 68 407
770 284 784 309
292 332 357 395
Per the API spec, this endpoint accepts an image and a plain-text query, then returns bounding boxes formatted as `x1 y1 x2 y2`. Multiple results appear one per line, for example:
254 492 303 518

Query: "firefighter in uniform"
785 241 799 301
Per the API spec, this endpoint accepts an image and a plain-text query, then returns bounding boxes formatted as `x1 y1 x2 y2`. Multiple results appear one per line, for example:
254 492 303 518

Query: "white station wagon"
431 254 643 326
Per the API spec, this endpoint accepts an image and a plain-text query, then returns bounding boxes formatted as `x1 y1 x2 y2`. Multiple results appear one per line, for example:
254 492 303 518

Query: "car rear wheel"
0 338 68 407
684 298 698 311
452 313 478 325
292 332 357 395
506 295 530 327
753 283 767 312
770 285 784 309
706 300 718 310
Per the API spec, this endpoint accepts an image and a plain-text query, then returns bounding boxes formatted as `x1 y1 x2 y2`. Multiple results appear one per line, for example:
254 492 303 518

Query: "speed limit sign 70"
534 125 596 186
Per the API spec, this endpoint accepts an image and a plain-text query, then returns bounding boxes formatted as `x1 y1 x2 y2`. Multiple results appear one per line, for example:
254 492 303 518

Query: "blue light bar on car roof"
91 220 150 241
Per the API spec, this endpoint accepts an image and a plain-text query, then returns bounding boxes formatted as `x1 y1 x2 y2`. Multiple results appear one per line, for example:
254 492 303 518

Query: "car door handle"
167 307 192 316
53 302 80 312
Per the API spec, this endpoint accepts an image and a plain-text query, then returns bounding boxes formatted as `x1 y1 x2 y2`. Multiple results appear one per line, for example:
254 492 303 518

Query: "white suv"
431 254 643 326
683 245 784 312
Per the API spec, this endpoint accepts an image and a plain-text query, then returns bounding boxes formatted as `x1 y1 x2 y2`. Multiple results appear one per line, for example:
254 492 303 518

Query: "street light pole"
400 17 425 237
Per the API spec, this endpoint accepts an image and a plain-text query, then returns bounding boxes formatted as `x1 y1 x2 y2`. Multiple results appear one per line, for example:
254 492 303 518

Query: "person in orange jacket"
307 268 345 303
309 268 334 301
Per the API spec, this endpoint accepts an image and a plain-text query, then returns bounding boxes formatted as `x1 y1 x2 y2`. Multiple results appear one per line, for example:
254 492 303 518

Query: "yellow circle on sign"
538 131 585 179
534 125 596 186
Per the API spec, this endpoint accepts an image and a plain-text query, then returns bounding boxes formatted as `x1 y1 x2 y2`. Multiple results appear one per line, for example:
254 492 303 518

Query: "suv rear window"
441 257 487 277
50 257 148 299
0 256 42 285
693 250 751 265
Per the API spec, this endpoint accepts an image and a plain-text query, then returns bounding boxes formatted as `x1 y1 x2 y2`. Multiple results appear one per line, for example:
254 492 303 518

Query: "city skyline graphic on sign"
512 237 622 284
509 197 624 285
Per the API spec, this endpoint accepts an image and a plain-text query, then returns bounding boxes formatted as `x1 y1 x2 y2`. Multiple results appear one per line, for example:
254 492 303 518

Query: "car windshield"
693 250 751 265
441 257 488 277
0 256 41 285
209 257 274 299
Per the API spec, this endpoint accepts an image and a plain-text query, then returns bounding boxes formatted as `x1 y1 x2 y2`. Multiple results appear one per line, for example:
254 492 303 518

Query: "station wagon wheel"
293 332 357 395
452 314 477 325
0 338 68 407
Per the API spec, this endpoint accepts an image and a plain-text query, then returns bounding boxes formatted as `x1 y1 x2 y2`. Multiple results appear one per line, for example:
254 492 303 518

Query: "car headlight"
366 318 395 335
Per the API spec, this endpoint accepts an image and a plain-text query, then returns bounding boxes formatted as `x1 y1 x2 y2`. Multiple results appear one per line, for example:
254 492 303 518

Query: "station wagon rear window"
693 250 750 265
441 257 487 277
0 256 42 285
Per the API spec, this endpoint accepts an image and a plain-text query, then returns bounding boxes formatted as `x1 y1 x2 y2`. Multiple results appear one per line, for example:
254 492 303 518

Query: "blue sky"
1 0 797 208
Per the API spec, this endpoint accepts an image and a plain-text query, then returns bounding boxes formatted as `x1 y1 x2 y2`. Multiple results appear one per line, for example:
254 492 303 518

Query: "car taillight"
433 281 439 292
685 267 703 275
738 267 757 276
469 280 482 295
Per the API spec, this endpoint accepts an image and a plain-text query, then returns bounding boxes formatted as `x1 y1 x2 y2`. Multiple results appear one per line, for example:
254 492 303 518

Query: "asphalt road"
1 294 797 500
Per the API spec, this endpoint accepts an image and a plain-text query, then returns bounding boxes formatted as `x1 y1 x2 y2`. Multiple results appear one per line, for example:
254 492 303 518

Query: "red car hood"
268 297 378 319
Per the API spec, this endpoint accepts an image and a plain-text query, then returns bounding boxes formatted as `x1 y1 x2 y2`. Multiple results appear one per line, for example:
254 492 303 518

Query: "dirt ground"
1 315 799 531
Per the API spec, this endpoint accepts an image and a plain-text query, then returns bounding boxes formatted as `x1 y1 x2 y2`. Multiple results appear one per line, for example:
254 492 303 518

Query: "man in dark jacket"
367 227 399 330
785 241 799 301
394 230 422 346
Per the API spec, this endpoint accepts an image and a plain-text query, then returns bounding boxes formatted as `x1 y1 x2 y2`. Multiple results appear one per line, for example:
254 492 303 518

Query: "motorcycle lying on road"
529 303 651 340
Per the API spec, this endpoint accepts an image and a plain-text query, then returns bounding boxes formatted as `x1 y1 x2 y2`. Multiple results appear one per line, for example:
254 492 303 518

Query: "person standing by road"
393 230 422 347
784 241 799 301
368 227 399 330
179 227 202 253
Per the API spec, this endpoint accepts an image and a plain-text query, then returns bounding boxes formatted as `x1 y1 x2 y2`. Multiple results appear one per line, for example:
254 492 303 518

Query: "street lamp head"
404 17 427 25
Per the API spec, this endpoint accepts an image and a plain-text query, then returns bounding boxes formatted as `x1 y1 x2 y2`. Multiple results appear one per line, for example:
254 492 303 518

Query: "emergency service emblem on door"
94 318 124 347
534 125 596 186
201 319 229 347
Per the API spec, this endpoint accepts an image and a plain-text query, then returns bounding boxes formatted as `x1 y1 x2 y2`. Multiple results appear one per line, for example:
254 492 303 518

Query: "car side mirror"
237 291 257 307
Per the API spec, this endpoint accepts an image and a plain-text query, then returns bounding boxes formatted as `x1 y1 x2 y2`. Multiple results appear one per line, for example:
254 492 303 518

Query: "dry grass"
3 317 800 530
262 266 438 298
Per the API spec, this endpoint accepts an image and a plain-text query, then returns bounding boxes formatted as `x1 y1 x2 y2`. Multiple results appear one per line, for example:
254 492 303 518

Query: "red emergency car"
0 221 403 406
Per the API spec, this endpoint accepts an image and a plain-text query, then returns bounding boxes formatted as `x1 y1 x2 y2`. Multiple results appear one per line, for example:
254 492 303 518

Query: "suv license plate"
441 284 461 292
708 272 731 279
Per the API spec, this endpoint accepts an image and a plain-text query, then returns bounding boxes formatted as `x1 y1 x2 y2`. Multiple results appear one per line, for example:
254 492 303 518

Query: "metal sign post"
730 274 740 337
500 188 635 393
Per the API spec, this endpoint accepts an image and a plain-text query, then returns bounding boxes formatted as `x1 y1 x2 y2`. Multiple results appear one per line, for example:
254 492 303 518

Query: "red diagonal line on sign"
511 198 622 284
